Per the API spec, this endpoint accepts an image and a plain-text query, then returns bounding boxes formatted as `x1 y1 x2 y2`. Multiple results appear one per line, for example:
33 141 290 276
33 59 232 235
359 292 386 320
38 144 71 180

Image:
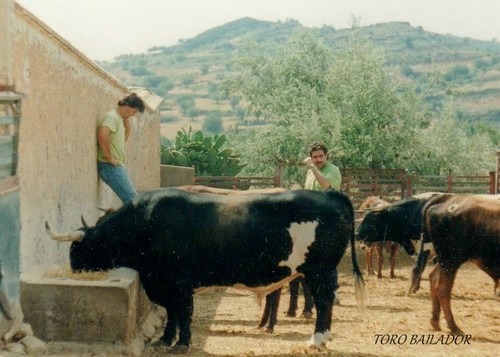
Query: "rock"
2 301 24 341
21 335 47 355
6 341 26 354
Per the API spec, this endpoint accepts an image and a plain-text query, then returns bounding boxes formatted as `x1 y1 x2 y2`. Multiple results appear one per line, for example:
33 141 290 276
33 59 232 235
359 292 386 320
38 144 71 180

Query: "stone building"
1 0 161 321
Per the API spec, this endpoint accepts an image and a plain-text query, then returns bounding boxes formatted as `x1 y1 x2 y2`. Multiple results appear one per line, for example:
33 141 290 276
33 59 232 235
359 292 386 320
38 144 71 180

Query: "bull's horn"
45 222 85 242
81 215 89 229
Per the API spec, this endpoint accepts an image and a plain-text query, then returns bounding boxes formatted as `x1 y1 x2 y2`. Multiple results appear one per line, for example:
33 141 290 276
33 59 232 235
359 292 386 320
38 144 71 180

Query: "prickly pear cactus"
161 127 247 176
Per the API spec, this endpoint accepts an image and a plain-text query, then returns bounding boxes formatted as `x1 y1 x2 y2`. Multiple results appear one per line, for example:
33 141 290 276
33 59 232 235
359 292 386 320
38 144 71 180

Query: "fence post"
274 163 284 188
489 171 496 194
405 176 412 197
447 170 452 193
497 151 500 194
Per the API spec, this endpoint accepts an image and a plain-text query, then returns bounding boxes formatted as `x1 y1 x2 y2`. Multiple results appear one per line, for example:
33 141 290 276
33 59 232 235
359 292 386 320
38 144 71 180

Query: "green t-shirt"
304 162 341 191
97 109 126 166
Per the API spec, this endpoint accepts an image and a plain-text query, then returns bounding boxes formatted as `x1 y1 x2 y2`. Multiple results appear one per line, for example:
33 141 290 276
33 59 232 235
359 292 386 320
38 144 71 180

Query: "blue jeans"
97 161 138 204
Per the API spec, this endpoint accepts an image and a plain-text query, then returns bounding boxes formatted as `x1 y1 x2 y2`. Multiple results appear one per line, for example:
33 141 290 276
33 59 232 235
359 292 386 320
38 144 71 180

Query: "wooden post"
489 171 496 194
496 151 500 194
274 163 284 188
405 176 413 197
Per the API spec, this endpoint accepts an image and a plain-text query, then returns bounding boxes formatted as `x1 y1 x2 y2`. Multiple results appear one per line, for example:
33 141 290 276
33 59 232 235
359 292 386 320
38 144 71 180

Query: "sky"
16 0 500 62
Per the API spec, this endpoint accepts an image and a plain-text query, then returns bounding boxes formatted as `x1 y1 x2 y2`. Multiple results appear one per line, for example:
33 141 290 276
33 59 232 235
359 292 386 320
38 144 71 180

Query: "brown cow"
357 197 400 278
420 194 500 335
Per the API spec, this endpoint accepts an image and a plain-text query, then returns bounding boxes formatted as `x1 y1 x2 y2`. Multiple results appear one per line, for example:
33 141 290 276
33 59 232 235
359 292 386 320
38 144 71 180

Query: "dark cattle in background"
257 276 315 333
415 194 500 334
285 277 314 318
356 197 399 279
356 197 430 258
46 188 366 352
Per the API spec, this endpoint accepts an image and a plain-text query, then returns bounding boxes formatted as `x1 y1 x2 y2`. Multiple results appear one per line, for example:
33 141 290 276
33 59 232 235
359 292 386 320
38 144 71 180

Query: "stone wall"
11 4 160 273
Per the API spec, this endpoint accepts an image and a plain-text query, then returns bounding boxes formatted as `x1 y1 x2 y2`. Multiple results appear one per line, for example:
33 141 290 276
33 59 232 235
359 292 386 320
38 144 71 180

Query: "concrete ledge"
20 268 154 344
160 165 194 187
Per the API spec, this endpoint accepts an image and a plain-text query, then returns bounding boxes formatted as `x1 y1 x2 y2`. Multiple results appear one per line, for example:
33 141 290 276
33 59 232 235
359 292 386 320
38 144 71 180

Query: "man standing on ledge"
303 141 342 304
97 93 145 204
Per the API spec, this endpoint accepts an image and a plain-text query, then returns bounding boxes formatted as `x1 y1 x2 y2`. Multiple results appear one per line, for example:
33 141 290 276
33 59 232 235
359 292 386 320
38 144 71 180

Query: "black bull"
46 188 366 352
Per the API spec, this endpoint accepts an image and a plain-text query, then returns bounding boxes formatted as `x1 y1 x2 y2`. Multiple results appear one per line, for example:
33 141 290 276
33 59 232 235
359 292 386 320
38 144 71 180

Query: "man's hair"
118 93 145 113
308 141 328 157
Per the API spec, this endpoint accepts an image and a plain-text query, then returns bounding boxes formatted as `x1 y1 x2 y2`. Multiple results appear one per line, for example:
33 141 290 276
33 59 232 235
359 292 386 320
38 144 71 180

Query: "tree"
224 32 494 185
176 94 196 115
230 96 240 110
181 74 196 86
202 111 224 134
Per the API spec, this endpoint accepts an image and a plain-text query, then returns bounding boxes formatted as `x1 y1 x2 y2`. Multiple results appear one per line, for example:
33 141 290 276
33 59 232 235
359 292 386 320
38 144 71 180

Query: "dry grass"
44 268 110 281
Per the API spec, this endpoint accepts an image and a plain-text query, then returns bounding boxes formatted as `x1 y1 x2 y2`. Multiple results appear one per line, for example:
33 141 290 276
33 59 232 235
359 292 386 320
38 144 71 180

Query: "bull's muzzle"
45 222 85 242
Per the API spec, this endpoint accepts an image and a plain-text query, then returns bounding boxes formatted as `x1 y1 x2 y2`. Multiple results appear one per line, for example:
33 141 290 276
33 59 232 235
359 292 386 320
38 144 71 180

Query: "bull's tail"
350 220 367 312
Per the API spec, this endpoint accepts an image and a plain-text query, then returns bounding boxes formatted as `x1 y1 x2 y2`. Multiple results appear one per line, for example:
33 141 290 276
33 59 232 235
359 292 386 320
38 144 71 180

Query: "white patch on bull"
324 330 332 341
447 203 459 213
279 221 318 273
308 332 329 347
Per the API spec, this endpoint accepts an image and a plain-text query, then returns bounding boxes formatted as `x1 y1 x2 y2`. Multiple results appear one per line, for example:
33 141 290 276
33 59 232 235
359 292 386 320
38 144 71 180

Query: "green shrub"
161 127 246 176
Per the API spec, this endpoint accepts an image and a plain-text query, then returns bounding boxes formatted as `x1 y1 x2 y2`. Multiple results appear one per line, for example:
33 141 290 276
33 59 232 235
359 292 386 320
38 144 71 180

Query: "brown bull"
421 194 500 335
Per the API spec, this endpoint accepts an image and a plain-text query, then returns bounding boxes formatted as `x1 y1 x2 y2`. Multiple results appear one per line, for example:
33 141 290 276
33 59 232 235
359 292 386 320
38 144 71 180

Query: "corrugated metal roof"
129 87 164 112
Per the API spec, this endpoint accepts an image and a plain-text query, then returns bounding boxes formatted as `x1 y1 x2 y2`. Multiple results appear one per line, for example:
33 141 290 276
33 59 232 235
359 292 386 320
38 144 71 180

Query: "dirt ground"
3 256 499 356
143 260 498 357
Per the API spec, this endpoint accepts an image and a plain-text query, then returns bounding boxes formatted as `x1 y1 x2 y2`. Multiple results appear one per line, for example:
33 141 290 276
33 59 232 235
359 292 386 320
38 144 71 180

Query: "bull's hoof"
301 311 313 319
307 332 328 347
450 327 465 336
430 319 441 331
169 344 189 354
285 311 296 317
259 326 274 334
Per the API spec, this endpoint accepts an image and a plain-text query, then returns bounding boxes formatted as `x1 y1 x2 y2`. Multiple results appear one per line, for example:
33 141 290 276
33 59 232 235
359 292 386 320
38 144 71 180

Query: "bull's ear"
81 216 89 229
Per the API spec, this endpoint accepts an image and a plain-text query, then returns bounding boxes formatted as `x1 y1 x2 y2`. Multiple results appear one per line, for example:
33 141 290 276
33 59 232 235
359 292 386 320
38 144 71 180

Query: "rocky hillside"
98 18 500 137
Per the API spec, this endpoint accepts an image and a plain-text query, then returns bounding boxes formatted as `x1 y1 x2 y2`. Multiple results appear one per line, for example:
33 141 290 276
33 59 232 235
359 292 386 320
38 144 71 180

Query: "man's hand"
98 126 118 165
303 157 315 168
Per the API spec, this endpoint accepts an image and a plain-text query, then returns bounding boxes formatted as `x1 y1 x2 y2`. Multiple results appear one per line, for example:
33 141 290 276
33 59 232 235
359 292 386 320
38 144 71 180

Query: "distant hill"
98 18 500 138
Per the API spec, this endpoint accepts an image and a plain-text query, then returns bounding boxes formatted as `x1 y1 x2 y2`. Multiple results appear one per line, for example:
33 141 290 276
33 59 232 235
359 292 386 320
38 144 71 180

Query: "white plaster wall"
11 4 160 273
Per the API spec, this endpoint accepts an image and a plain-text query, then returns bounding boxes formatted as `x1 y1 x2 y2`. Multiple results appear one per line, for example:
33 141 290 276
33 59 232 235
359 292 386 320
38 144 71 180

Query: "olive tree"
225 32 495 185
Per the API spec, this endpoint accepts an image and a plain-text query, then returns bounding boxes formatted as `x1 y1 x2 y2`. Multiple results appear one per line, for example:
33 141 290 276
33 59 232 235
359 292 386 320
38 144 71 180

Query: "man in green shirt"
303 141 341 304
303 142 341 191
